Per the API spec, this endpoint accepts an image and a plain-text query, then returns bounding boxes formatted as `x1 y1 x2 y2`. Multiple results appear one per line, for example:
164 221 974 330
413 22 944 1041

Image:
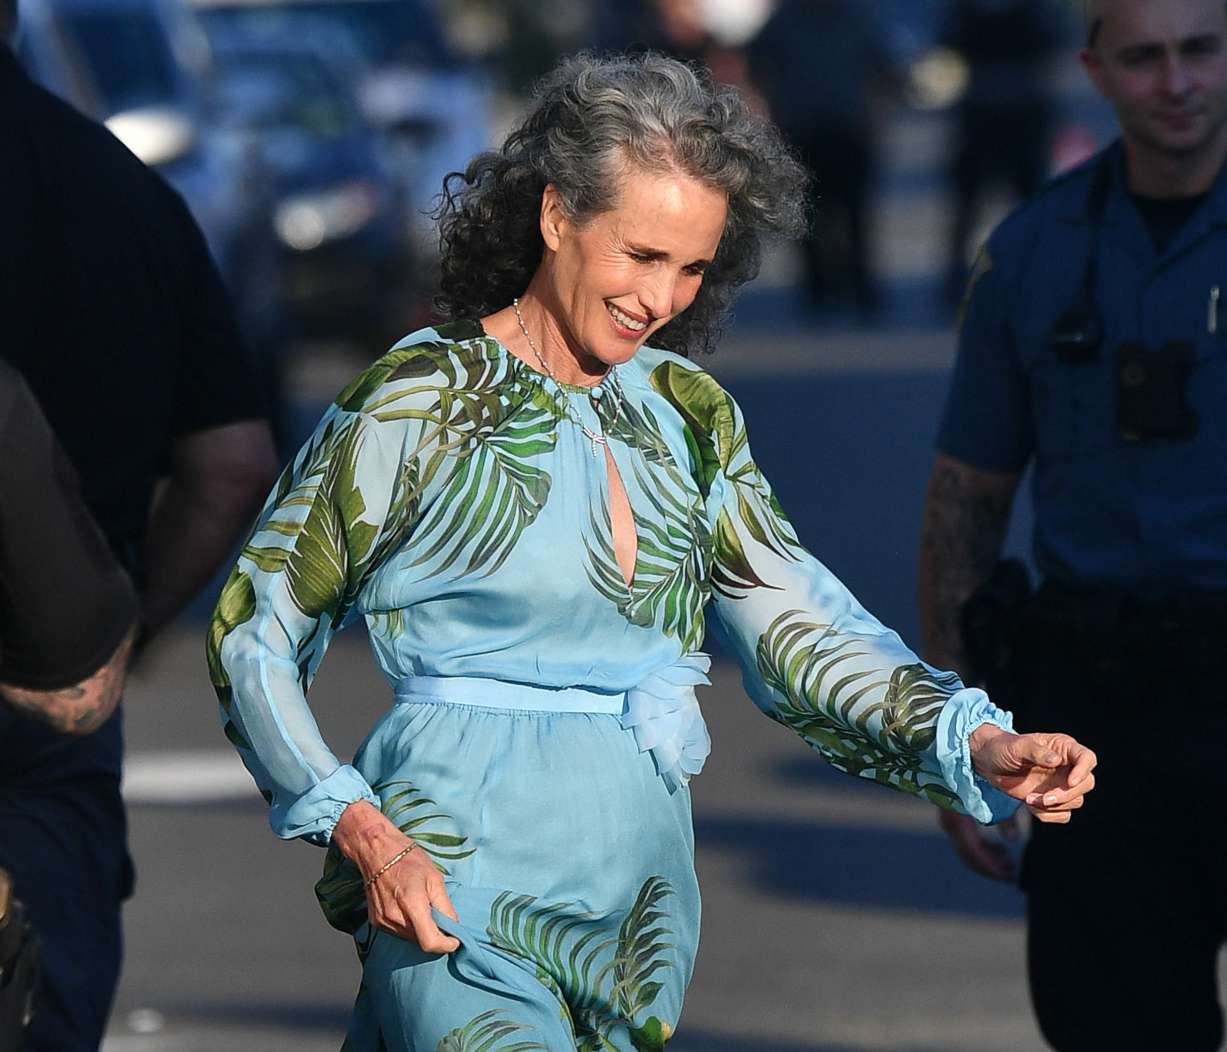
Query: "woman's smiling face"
538 165 728 373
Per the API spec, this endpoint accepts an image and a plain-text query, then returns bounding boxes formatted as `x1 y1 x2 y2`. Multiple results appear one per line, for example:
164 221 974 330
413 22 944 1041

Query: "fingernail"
1044 794 1058 806
1025 793 1040 805
1044 752 1060 765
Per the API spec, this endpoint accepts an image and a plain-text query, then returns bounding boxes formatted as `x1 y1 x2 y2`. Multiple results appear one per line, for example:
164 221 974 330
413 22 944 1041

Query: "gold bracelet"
364 841 417 888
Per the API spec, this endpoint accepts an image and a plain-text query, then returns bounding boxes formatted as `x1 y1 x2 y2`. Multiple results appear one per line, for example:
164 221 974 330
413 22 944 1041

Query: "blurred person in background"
921 0 1227 1047
0 1 278 1045
210 51 1095 1051
939 0 1068 304
593 0 761 100
0 361 138 1050
745 0 899 319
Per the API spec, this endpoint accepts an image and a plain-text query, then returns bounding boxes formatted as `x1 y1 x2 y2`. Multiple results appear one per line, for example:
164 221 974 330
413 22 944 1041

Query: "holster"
962 564 1227 720
0 870 40 1052
958 558 1033 708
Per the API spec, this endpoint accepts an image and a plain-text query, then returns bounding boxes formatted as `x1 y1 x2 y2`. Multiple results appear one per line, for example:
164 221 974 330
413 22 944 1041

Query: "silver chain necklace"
512 297 622 457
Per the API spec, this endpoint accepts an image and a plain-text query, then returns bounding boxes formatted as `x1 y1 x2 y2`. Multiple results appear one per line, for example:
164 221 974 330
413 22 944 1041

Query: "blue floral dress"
207 319 1016 1051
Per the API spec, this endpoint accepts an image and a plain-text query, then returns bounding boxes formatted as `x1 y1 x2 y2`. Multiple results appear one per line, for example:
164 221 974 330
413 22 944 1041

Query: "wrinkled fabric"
210 321 1017 1049
622 652 712 792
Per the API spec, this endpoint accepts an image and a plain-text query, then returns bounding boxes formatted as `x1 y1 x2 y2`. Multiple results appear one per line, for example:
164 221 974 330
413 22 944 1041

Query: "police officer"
919 1 1227 1048
0 4 278 1048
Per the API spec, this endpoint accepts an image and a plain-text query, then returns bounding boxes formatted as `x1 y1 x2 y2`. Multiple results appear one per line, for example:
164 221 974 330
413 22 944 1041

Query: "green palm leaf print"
315 780 475 936
622 457 711 651
582 499 630 612
725 462 804 565
488 894 612 1026
206 566 256 703
648 360 735 492
756 612 961 807
583 397 711 648
605 877 674 1032
649 360 802 586
242 415 349 575
352 349 559 581
711 507 776 598
436 1010 547 1052
603 395 675 467
206 567 258 750
486 878 676 1048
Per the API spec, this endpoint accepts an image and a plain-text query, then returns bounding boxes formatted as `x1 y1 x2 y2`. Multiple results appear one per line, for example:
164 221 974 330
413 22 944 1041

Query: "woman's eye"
630 252 654 264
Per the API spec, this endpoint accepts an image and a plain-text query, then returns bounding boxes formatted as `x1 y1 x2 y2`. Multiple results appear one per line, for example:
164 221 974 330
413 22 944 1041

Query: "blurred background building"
9 2 1140 1050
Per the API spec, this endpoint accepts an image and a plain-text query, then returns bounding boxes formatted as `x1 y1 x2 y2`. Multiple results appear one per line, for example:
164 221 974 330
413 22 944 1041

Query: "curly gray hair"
434 50 809 356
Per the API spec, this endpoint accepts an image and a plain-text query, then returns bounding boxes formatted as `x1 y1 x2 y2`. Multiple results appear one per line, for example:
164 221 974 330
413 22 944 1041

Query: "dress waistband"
393 675 626 714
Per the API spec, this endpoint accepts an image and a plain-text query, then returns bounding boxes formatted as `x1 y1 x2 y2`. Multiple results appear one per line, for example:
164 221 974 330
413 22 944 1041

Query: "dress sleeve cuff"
935 687 1020 825
268 763 378 846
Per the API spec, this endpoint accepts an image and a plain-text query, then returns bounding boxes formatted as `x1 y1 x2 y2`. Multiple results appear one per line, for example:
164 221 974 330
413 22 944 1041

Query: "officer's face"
1082 0 1227 161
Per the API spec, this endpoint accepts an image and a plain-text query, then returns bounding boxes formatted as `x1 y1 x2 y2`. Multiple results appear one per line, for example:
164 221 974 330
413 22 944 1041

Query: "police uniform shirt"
937 142 1227 590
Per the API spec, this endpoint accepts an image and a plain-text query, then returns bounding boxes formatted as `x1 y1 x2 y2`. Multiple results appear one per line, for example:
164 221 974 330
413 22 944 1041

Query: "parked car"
207 35 418 348
191 0 491 290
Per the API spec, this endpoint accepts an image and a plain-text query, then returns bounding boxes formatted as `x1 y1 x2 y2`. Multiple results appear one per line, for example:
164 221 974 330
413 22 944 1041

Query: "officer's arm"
140 420 278 642
0 369 140 733
918 456 1021 681
1 628 136 735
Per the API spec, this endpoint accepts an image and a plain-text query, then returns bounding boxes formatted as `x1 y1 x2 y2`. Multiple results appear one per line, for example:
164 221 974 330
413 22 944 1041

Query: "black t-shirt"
1133 190 1209 252
0 48 265 785
0 361 137 688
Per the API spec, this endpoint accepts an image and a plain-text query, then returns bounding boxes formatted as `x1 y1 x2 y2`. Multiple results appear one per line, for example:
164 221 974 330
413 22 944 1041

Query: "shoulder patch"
955 245 993 332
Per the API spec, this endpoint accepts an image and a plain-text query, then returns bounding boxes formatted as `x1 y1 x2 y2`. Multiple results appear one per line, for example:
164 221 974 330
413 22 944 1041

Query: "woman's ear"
539 184 567 252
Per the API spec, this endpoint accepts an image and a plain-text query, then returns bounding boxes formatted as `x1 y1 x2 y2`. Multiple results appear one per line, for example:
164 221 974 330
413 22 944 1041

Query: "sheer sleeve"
206 348 440 844
652 360 1018 823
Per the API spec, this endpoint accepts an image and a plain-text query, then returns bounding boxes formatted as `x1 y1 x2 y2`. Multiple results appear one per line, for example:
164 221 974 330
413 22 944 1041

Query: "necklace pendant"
582 426 605 458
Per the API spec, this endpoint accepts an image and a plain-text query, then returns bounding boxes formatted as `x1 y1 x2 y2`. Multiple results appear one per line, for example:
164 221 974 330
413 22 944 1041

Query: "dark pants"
947 101 1051 295
0 780 131 1052
1007 613 1227 1051
787 122 877 314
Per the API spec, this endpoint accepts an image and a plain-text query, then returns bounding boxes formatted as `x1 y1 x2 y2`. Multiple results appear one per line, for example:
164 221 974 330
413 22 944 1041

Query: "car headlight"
273 180 379 251
105 107 196 167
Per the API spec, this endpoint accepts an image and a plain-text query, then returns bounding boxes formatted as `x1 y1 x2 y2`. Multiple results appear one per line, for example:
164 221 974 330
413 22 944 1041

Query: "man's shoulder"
989 152 1106 257
11 72 186 220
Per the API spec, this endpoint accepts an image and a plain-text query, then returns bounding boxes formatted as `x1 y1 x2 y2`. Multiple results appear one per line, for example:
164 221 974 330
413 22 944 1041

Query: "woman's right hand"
332 800 461 953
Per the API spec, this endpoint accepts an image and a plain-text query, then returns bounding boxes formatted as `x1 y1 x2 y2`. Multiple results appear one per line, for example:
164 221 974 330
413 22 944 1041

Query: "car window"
214 53 358 136
60 9 183 112
202 0 452 69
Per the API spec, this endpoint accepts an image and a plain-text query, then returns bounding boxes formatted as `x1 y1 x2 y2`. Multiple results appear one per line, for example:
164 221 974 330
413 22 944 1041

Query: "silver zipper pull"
1209 285 1220 334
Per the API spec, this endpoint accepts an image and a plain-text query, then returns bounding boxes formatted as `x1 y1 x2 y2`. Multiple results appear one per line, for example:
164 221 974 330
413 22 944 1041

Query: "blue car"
207 37 419 348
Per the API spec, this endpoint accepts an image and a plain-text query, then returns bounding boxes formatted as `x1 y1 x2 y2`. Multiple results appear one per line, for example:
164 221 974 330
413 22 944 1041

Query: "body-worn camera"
1117 340 1198 441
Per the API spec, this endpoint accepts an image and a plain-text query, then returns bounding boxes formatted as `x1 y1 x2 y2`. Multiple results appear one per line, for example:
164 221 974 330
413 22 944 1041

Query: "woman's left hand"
969 724 1097 824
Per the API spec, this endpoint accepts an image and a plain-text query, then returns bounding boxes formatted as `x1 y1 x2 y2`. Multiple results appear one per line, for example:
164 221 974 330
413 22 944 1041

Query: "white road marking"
122 750 256 804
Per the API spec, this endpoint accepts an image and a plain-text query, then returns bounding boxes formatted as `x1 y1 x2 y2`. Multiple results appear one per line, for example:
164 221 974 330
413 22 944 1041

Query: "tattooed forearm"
917 454 1019 680
0 625 136 735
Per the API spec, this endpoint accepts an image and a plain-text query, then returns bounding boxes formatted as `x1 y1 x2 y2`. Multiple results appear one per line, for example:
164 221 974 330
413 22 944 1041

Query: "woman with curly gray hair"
209 51 1096 1050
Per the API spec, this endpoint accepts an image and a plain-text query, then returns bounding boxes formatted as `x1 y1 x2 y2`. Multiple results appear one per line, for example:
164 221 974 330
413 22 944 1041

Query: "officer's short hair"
1085 0 1227 48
